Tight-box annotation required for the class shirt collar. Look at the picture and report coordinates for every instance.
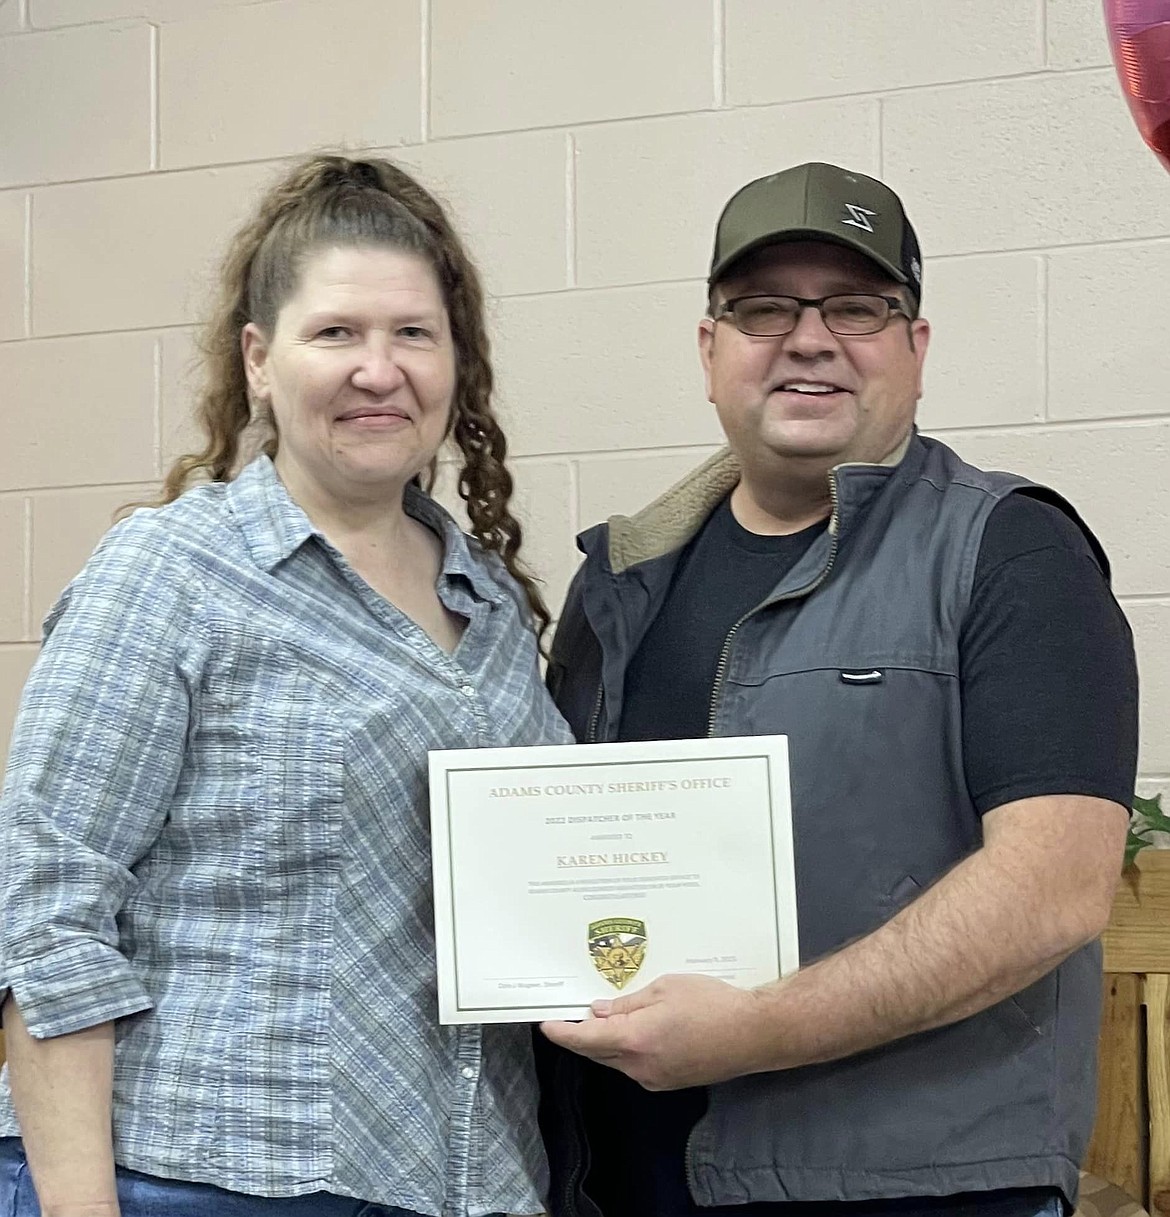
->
[403,481,507,606]
[227,456,315,571]
[226,456,506,605]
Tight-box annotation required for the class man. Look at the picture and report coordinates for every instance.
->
[537,163,1139,1217]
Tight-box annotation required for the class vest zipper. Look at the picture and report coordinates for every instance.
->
[688,474,841,1197]
[585,682,605,743]
[705,472,842,737]
[554,1048,602,1217]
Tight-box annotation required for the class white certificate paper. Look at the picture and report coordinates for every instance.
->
[428,735,797,1024]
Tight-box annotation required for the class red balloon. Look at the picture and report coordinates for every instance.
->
[1104,0,1170,173]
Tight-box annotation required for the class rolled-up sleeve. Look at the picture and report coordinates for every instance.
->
[0,512,202,1038]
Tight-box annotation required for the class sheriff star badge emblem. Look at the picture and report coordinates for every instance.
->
[587,917,648,990]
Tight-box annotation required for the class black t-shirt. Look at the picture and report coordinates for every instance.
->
[582,490,1138,1217]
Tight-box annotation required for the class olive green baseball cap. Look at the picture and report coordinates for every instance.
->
[709,162,923,310]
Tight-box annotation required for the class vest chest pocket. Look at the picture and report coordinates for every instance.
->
[716,662,977,961]
[720,658,961,774]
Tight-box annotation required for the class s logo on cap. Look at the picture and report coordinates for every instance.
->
[842,204,878,232]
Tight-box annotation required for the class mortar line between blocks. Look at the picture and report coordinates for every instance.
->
[21,496,32,640]
[1038,256,1049,421]
[713,0,726,108]
[514,444,723,464]
[153,335,163,478]
[149,23,160,170]
[0,321,197,346]
[565,132,578,288]
[1117,594,1170,606]
[877,96,885,176]
[933,413,1170,437]
[0,479,162,496]
[568,459,581,537]
[22,192,31,336]
[419,0,431,142]
[511,411,1170,463]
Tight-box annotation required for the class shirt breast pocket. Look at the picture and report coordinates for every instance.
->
[182,627,347,864]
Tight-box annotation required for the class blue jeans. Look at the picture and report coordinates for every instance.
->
[0,1137,504,1217]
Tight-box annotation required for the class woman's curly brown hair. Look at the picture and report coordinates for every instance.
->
[157,152,550,640]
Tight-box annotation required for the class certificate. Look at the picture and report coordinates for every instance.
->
[428,735,797,1024]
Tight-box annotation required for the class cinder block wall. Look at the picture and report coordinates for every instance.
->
[1,0,1167,794]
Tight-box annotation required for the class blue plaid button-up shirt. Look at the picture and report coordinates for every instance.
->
[0,456,573,1216]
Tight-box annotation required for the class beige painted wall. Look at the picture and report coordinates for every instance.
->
[0,0,1167,794]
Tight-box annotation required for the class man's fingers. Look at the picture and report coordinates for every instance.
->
[539,1017,624,1058]
[539,1018,591,1049]
[597,982,660,1018]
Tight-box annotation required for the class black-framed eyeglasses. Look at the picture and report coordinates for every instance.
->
[713,293,909,337]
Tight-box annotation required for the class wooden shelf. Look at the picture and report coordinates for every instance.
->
[1087,850,1170,1215]
[1104,851,1170,975]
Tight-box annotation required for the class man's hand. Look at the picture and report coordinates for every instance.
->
[543,797,1129,1092]
[540,973,768,1090]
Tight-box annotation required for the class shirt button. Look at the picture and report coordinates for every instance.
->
[460,684,476,698]
[460,1065,477,1081]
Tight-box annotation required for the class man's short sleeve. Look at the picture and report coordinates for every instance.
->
[961,492,1138,816]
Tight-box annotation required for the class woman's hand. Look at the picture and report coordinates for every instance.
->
[40,1204,120,1217]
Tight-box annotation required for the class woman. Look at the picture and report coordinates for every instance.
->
[0,154,572,1217]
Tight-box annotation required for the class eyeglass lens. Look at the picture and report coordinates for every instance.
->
[728,295,893,336]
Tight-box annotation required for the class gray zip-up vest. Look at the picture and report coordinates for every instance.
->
[542,432,1104,1212]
